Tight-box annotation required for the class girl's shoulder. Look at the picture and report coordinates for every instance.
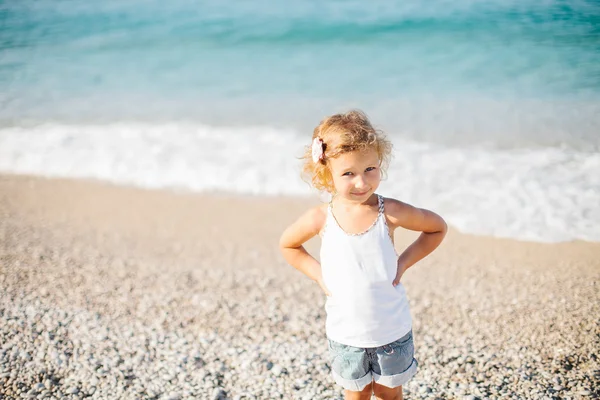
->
[380,195,411,214]
[380,195,447,233]
[380,196,417,228]
[279,203,329,246]
[295,203,329,235]
[312,203,329,233]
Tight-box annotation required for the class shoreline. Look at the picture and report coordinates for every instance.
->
[1,173,598,399]
[1,171,597,247]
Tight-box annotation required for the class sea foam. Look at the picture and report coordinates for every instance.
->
[1,122,598,243]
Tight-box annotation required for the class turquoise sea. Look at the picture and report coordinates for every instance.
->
[1,0,599,241]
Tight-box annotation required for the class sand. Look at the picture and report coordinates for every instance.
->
[1,174,598,399]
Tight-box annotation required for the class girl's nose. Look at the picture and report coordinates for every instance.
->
[355,175,367,188]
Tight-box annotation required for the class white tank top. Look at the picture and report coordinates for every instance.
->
[320,194,412,348]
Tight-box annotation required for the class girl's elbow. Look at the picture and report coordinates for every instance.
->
[438,217,448,234]
[428,215,447,237]
[279,233,297,252]
[278,235,289,251]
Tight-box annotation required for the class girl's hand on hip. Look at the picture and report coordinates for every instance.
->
[392,264,407,287]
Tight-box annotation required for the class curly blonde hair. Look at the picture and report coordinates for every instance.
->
[302,110,393,193]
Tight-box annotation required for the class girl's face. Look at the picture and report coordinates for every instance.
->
[328,148,381,203]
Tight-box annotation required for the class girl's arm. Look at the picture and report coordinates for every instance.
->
[384,198,448,286]
[279,205,331,296]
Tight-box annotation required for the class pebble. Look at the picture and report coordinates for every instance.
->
[166,392,181,400]
[271,364,283,376]
[212,388,226,400]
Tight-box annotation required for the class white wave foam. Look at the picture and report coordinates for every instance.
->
[0,122,598,242]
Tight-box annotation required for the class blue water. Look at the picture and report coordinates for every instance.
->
[1,0,600,241]
[2,0,600,146]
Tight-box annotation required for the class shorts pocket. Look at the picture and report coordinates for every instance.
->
[327,340,348,368]
[376,331,414,375]
[328,340,350,355]
[390,330,413,349]
[390,332,414,360]
[328,341,368,381]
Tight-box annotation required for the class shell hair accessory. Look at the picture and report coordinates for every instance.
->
[311,137,325,163]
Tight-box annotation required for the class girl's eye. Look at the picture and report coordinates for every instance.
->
[366,167,377,172]
[342,172,353,176]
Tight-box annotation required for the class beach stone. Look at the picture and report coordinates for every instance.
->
[212,388,226,400]
[271,364,284,376]
[67,387,79,395]
[165,392,181,400]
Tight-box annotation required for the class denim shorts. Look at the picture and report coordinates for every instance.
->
[327,330,418,391]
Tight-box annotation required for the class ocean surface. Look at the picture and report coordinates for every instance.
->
[1,0,599,242]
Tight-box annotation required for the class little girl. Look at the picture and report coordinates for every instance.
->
[279,110,447,400]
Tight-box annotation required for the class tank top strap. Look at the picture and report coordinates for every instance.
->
[321,201,334,237]
[377,194,396,245]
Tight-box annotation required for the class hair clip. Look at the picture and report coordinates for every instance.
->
[311,138,325,163]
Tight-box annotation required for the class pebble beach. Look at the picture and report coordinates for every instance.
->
[1,174,598,400]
